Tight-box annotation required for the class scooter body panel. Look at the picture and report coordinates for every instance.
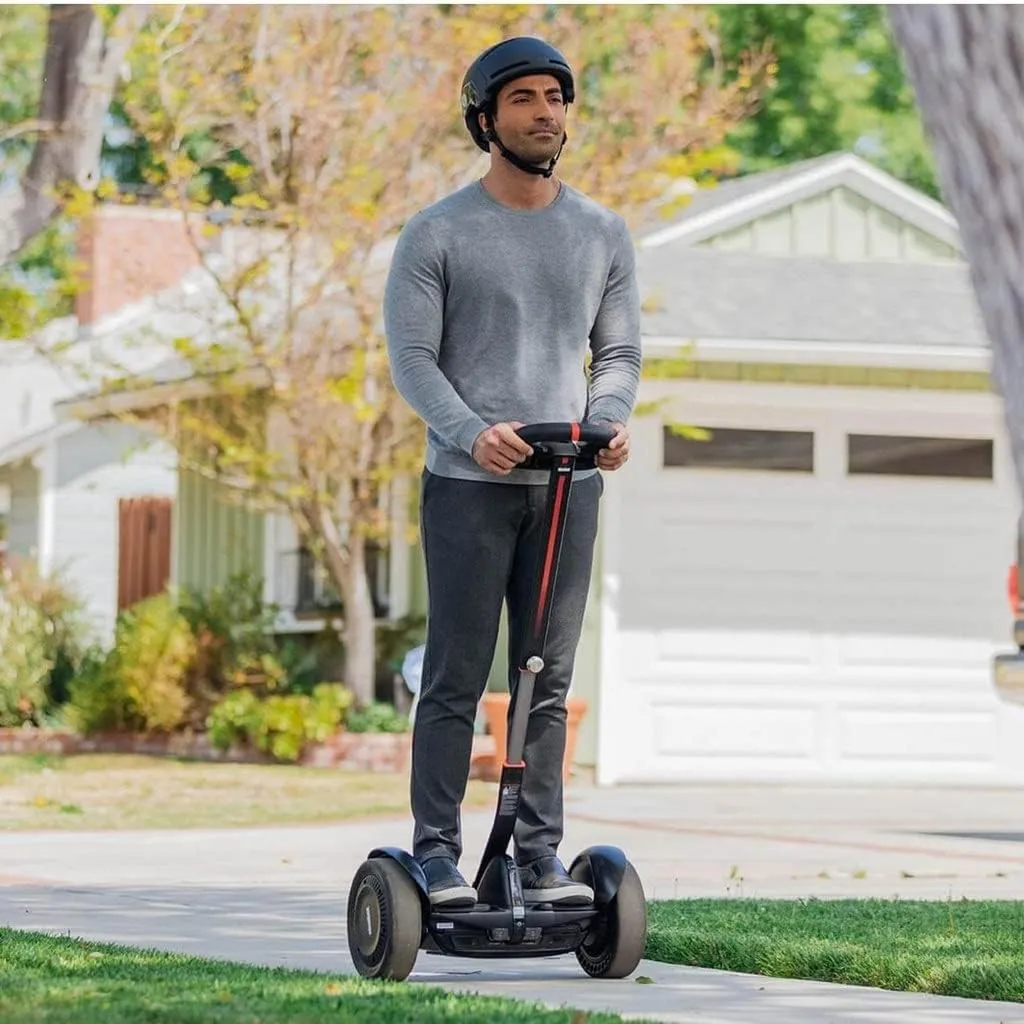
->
[569,844,629,906]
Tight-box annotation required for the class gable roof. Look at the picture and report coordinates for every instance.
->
[0,421,80,469]
[638,244,988,351]
[0,262,225,467]
[640,152,962,254]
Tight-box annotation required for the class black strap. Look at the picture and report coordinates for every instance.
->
[485,124,566,179]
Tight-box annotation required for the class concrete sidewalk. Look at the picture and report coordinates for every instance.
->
[6,879,1024,1023]
[4,782,1024,1022]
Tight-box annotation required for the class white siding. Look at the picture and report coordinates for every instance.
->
[705,186,962,263]
[51,423,177,641]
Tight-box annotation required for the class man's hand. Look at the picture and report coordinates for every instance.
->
[472,421,534,476]
[596,421,630,471]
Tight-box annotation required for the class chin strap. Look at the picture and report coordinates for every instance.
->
[485,121,567,179]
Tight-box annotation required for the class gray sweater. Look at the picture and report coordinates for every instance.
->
[383,179,642,484]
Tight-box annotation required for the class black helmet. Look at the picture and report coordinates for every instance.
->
[460,36,575,177]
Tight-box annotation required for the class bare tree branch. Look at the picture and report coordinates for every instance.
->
[0,118,56,145]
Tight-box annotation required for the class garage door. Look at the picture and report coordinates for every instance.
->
[598,385,1024,784]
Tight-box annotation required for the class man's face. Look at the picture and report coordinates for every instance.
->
[486,73,567,165]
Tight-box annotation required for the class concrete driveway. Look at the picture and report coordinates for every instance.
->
[4,781,1024,1023]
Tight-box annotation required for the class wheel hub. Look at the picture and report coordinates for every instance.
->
[353,881,384,956]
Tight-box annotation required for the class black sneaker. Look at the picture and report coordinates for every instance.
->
[420,856,477,908]
[519,856,594,906]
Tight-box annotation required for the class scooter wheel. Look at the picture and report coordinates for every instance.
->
[347,857,422,981]
[575,860,647,979]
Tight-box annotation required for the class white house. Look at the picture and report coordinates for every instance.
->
[591,152,1024,786]
[37,154,1024,787]
[0,206,201,641]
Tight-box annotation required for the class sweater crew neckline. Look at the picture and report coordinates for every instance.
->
[474,178,566,215]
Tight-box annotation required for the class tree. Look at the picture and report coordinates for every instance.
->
[887,6,1024,499]
[0,4,144,262]
[88,4,772,706]
[0,4,146,336]
[888,6,1024,503]
[713,4,939,197]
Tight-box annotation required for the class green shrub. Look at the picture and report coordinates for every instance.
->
[206,683,354,762]
[0,590,54,726]
[116,595,196,731]
[251,694,311,762]
[65,595,195,734]
[0,559,89,717]
[177,572,283,703]
[307,682,356,740]
[64,646,130,733]
[206,688,261,752]
[345,700,410,734]
[275,637,323,695]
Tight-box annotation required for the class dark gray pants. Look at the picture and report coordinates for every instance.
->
[411,468,602,868]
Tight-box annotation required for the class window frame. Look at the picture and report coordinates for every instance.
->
[662,424,816,474]
[845,432,995,481]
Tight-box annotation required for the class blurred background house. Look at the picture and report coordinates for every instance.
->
[6,150,1017,785]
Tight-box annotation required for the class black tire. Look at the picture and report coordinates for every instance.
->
[347,857,422,981]
[574,860,647,979]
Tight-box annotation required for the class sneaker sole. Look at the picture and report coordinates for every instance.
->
[523,884,594,905]
[428,885,477,907]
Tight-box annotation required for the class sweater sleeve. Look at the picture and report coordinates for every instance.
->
[586,217,642,426]
[383,215,490,455]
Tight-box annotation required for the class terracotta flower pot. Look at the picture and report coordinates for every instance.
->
[480,692,588,784]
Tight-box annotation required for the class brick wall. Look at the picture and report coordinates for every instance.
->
[0,727,499,778]
[74,204,203,328]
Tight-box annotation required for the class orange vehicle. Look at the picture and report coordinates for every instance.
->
[993,516,1024,703]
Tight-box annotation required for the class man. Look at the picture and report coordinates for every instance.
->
[383,36,641,909]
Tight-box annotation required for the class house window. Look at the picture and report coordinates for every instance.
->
[846,434,994,480]
[663,426,815,472]
[295,542,390,619]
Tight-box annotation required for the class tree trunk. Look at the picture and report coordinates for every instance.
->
[316,518,377,708]
[0,5,143,262]
[888,6,1024,497]
[341,535,378,709]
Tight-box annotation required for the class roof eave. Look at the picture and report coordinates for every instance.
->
[0,421,82,469]
[639,154,962,253]
[55,365,273,422]
[643,334,991,373]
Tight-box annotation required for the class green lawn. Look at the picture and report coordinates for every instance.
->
[0,753,494,831]
[0,929,634,1024]
[6,900,1024,1020]
[647,898,1024,1002]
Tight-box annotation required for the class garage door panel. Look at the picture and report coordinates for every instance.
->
[656,628,821,667]
[621,632,821,682]
[836,709,996,763]
[645,501,826,529]
[621,578,826,631]
[829,530,1004,580]
[835,633,997,670]
[653,702,819,759]
[628,529,822,572]
[632,502,823,532]
[635,663,821,689]
[842,481,998,512]
[825,581,1002,637]
[605,388,1024,784]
